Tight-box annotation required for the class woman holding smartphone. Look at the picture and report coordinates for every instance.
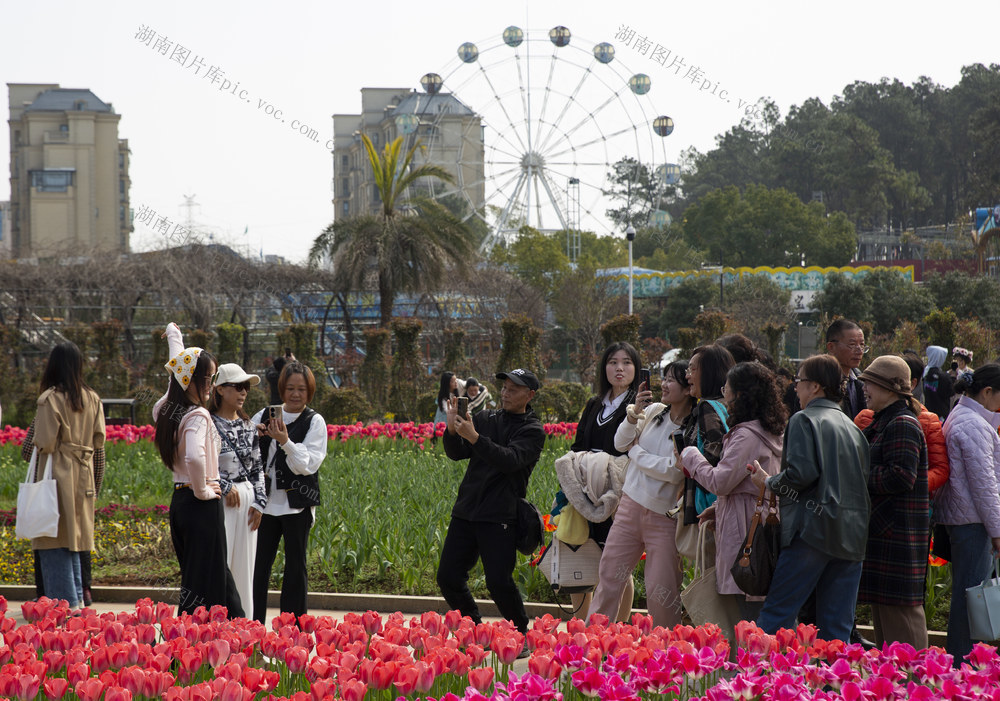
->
[590,361,696,627]
[210,363,267,620]
[154,323,243,617]
[251,361,328,623]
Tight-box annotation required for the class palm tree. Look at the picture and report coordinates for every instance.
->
[310,134,476,326]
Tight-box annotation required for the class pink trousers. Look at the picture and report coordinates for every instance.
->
[590,493,683,628]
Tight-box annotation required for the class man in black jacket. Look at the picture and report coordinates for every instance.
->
[436,368,546,635]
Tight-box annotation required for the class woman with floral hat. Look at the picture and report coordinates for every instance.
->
[153,323,243,617]
[209,363,267,620]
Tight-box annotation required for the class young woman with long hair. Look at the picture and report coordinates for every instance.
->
[32,342,106,611]
[680,361,786,623]
[154,323,243,617]
[433,372,461,426]
[251,361,328,623]
[563,341,642,620]
[209,363,267,621]
[590,360,696,628]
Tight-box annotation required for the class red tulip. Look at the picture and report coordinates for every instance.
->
[361,610,383,635]
[67,662,91,686]
[74,678,105,701]
[42,677,68,700]
[310,678,336,701]
[207,638,230,668]
[468,666,495,692]
[104,686,133,701]
[284,645,309,674]
[217,679,249,701]
[420,611,443,637]
[306,655,333,682]
[341,678,367,701]
[179,646,204,675]
[42,649,65,673]
[443,609,464,631]
[14,674,40,701]
[494,635,524,665]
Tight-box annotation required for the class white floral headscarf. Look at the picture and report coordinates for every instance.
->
[165,347,203,388]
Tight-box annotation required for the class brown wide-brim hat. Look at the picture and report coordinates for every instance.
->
[858,355,913,397]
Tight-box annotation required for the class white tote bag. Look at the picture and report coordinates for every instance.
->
[538,537,603,594]
[968,558,1000,642]
[15,448,60,540]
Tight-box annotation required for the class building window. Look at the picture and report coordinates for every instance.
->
[30,170,74,192]
[341,179,349,197]
[341,155,348,167]
[342,202,349,216]
[120,205,125,223]
[371,132,379,146]
[59,124,69,133]
[119,153,125,168]
[119,179,125,195]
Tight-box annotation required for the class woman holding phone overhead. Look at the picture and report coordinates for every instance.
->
[154,323,243,617]
[251,361,328,623]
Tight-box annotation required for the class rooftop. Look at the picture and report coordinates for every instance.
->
[26,88,112,113]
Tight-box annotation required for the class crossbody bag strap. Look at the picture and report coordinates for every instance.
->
[738,482,767,567]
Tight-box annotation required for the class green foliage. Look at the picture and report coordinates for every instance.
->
[532,380,592,422]
[694,311,735,346]
[681,184,856,267]
[389,319,424,422]
[861,269,935,335]
[496,314,543,376]
[360,328,390,411]
[309,134,475,327]
[492,226,570,298]
[722,275,793,351]
[187,329,214,353]
[442,328,467,377]
[923,308,959,351]
[924,272,1000,329]
[955,319,997,367]
[279,324,320,371]
[314,387,375,425]
[90,320,129,398]
[814,273,874,325]
[603,157,674,229]
[144,329,168,387]
[215,322,245,364]
[659,276,717,341]
[599,314,642,354]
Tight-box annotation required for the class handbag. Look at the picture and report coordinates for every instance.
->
[15,448,60,540]
[537,536,602,594]
[730,482,781,597]
[968,558,1000,642]
[515,498,545,555]
[681,521,741,633]
[673,496,716,563]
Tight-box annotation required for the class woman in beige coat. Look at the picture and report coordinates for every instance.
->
[31,342,106,610]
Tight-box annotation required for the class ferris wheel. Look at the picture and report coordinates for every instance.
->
[398,25,677,255]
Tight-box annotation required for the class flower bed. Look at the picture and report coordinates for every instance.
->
[3,597,999,700]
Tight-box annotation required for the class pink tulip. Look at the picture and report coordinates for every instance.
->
[42,677,68,700]
[207,638,230,668]
[284,645,309,674]
[572,666,606,697]
[74,678,105,701]
[341,678,367,701]
[104,686,133,701]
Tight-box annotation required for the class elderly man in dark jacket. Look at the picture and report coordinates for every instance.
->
[752,354,871,643]
[437,369,545,635]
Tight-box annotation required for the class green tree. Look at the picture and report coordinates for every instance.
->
[603,157,673,229]
[925,271,1000,329]
[491,226,570,298]
[309,134,476,326]
[814,272,874,324]
[659,276,717,342]
[682,184,856,267]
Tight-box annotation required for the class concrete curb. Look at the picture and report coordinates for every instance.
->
[0,585,946,647]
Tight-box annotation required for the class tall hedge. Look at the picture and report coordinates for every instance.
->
[360,328,390,412]
[389,319,424,421]
[215,323,245,364]
[599,314,642,357]
[496,314,543,376]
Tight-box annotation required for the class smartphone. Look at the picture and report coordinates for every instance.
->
[457,396,469,418]
[285,347,293,358]
[268,405,283,422]
[639,368,651,389]
[671,429,685,455]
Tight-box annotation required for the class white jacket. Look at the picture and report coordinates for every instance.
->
[936,395,1000,536]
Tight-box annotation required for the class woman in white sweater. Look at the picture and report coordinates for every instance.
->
[589,361,696,627]
[153,323,243,617]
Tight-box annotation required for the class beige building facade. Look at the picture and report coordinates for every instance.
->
[332,87,484,222]
[8,83,132,258]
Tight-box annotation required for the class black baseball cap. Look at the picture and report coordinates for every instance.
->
[496,368,540,391]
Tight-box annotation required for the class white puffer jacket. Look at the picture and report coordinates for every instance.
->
[936,395,1000,536]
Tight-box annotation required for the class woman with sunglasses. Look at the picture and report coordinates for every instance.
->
[154,323,243,617]
[209,364,267,620]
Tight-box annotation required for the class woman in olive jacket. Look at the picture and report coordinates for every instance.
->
[752,354,870,643]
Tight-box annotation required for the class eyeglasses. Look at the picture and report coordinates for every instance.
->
[222,382,251,392]
[794,377,813,385]
[835,341,870,354]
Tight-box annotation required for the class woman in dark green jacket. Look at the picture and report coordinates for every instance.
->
[751,354,871,643]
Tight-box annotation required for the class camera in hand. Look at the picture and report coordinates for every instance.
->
[457,396,469,418]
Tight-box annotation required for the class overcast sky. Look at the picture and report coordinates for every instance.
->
[4,0,998,263]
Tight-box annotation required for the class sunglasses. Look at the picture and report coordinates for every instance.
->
[222,382,252,392]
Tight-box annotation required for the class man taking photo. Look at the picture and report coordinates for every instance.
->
[436,368,545,638]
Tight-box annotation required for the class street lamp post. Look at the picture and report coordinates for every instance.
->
[625,224,636,314]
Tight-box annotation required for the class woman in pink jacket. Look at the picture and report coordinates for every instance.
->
[679,361,786,622]
[936,364,1000,663]
[154,323,243,617]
